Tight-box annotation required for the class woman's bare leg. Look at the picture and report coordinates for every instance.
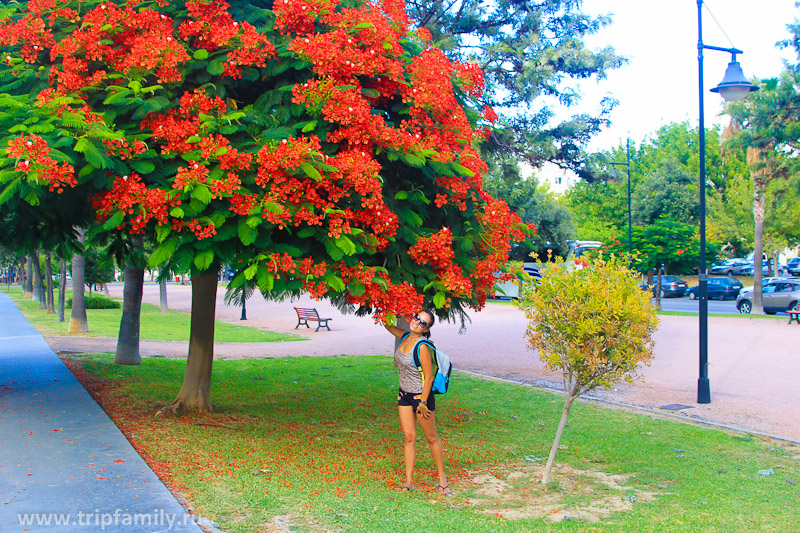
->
[398,405,417,489]
[418,411,448,492]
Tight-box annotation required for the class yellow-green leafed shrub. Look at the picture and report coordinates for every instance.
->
[517,253,659,483]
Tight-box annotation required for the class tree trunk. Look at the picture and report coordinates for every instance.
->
[159,271,218,415]
[752,179,766,315]
[114,265,145,365]
[18,259,26,288]
[69,229,89,333]
[542,386,579,485]
[240,297,247,320]
[58,259,67,322]
[44,251,55,314]
[32,251,43,305]
[159,278,168,312]
[24,255,33,298]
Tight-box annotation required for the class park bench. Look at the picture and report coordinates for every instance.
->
[788,308,800,325]
[293,307,333,332]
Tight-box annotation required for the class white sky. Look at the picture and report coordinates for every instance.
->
[572,0,798,152]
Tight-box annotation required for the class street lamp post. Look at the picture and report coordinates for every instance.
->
[610,139,632,257]
[696,0,758,404]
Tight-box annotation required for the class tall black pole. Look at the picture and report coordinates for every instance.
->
[697,0,711,404]
[626,139,632,257]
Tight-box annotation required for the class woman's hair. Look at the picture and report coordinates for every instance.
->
[421,309,435,339]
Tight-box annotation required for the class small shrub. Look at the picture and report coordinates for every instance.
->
[67,294,120,309]
[518,253,659,484]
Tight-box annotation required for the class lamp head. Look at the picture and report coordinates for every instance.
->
[710,60,759,102]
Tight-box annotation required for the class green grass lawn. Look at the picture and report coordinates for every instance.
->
[2,286,304,343]
[68,353,800,532]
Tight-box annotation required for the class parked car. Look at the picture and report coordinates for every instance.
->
[686,277,744,300]
[787,257,800,276]
[642,275,688,298]
[708,258,750,276]
[494,263,541,299]
[737,279,800,314]
[739,277,787,295]
[738,259,785,276]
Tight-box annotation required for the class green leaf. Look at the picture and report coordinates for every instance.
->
[297,227,316,238]
[451,162,474,177]
[149,240,177,267]
[429,160,454,176]
[238,219,257,245]
[325,274,346,293]
[194,250,215,271]
[170,207,185,218]
[129,160,155,174]
[103,89,132,105]
[323,238,344,261]
[74,138,111,169]
[433,291,446,308]
[244,264,258,280]
[300,162,322,181]
[394,191,409,200]
[155,224,171,243]
[0,175,21,205]
[335,235,356,256]
[207,60,225,75]
[301,120,318,133]
[191,184,213,204]
[400,153,425,167]
[220,124,238,135]
[132,96,171,120]
[246,215,261,228]
[102,211,125,230]
[257,268,274,293]
[193,49,209,60]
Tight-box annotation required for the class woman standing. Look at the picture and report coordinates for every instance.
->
[384,310,449,494]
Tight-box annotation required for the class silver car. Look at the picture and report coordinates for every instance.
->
[709,258,750,276]
[737,279,800,314]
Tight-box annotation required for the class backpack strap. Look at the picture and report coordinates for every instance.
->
[412,339,436,380]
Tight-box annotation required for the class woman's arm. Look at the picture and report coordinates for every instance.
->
[416,344,435,419]
[383,322,406,339]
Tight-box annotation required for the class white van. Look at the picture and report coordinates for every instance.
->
[494,263,541,299]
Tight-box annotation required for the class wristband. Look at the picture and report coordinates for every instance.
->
[419,400,427,406]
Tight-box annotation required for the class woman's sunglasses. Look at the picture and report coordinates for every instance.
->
[413,313,429,328]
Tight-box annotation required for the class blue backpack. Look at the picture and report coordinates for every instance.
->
[401,332,452,394]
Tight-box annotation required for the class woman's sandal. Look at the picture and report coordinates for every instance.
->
[436,483,451,495]
[396,485,414,492]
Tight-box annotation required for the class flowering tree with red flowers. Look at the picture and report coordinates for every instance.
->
[0,0,533,413]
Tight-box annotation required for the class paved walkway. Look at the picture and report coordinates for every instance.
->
[0,293,201,532]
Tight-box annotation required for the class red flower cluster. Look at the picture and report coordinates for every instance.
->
[273,0,341,36]
[408,228,472,298]
[6,134,77,193]
[173,162,210,190]
[453,61,486,97]
[92,173,176,234]
[103,138,147,160]
[188,218,217,240]
[179,0,276,79]
[339,263,424,323]
[142,90,226,155]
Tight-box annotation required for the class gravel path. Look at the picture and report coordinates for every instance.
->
[47,282,800,442]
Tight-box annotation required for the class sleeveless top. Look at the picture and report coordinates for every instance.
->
[394,342,423,394]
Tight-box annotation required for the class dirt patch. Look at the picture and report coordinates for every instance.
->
[464,462,658,523]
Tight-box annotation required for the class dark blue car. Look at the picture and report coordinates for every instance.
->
[686,277,743,300]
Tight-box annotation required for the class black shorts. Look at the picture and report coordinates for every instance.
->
[397,389,436,412]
